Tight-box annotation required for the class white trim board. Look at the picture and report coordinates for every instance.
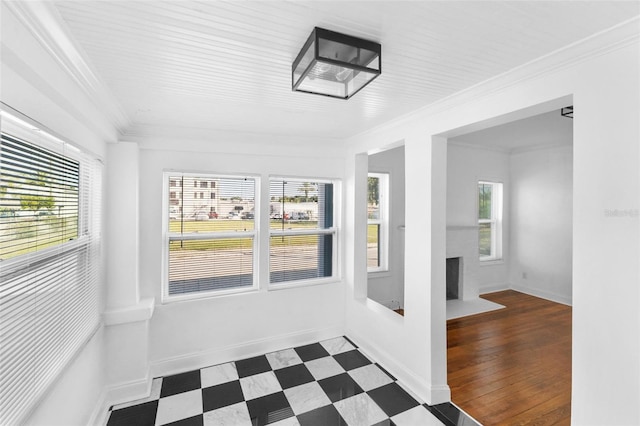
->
[446,298,505,320]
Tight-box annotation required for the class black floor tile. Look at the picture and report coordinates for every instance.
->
[160,370,201,398]
[236,355,272,378]
[165,414,204,426]
[294,343,330,362]
[297,404,347,426]
[107,400,158,426]
[202,380,245,412]
[372,420,396,426]
[246,391,294,425]
[274,363,315,389]
[318,372,364,403]
[425,402,473,426]
[333,349,372,371]
[368,382,419,417]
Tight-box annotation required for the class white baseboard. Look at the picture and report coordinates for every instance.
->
[345,331,450,405]
[510,284,572,306]
[87,389,109,426]
[479,282,510,295]
[88,374,152,426]
[150,325,344,379]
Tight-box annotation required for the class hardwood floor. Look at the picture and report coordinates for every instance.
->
[447,290,572,425]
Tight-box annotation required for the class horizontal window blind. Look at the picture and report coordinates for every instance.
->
[0,119,102,425]
[269,178,336,285]
[165,174,257,299]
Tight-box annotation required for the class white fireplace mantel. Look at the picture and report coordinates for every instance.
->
[446,225,480,301]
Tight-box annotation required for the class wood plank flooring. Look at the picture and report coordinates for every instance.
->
[447,290,572,425]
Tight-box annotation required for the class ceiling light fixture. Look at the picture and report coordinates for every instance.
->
[292,27,381,100]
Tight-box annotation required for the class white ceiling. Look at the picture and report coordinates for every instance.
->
[52,1,639,140]
[449,109,573,152]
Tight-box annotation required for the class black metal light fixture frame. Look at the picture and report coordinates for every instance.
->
[292,27,382,100]
[561,106,573,118]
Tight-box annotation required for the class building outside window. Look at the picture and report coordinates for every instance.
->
[367,173,389,272]
[268,178,338,286]
[164,173,257,301]
[478,181,503,261]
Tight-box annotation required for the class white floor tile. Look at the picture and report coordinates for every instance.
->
[203,402,252,426]
[155,389,202,426]
[283,381,332,415]
[201,362,239,388]
[348,364,394,392]
[391,405,444,426]
[334,393,387,426]
[239,371,281,400]
[304,356,344,380]
[266,348,303,370]
[320,337,355,355]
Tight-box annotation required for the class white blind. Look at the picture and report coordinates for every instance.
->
[0,117,102,425]
[166,174,256,298]
[268,179,335,285]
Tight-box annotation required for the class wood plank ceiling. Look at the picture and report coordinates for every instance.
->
[53,1,639,140]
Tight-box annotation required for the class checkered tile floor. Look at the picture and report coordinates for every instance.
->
[106,337,475,426]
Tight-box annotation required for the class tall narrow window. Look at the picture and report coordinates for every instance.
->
[269,178,338,286]
[367,173,389,272]
[164,174,257,300]
[0,112,102,425]
[478,181,503,261]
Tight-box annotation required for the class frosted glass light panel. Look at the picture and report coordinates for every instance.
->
[292,27,381,99]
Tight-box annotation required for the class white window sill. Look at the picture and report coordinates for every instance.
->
[268,276,340,292]
[479,258,504,266]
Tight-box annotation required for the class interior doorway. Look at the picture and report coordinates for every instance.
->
[440,104,574,423]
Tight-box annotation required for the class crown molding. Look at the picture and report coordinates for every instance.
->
[350,15,640,142]
[4,1,131,135]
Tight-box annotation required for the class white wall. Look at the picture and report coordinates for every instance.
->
[133,138,348,376]
[510,146,573,304]
[446,143,510,294]
[367,145,406,309]
[345,24,639,424]
[1,3,114,425]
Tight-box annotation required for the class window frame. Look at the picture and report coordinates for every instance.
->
[161,171,260,303]
[367,172,389,273]
[478,180,503,262]
[267,176,340,290]
[0,110,102,425]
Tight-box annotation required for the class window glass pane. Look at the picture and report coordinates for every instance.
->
[270,234,332,283]
[367,223,380,267]
[0,134,79,260]
[168,238,253,295]
[168,176,255,232]
[268,180,333,229]
[479,222,492,257]
[478,183,492,220]
[368,176,380,220]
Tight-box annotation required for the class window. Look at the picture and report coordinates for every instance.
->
[269,178,337,286]
[164,173,257,301]
[367,173,389,272]
[200,181,208,188]
[210,192,216,199]
[478,181,503,261]
[0,111,102,425]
